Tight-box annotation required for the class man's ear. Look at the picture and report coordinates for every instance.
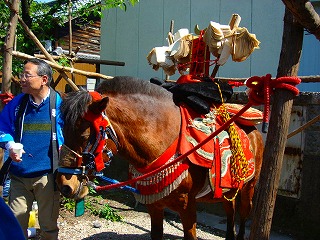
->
[42,75,49,86]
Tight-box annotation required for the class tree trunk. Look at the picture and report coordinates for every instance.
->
[0,0,19,197]
[1,0,19,98]
[249,8,304,240]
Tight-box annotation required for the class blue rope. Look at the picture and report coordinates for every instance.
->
[98,176,140,194]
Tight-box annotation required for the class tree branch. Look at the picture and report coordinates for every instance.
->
[282,0,320,40]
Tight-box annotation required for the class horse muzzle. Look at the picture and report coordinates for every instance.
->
[56,172,89,200]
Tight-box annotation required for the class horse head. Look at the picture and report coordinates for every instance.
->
[56,90,118,200]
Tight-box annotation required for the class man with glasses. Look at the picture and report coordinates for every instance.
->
[0,58,64,239]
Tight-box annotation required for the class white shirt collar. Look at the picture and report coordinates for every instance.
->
[29,88,50,107]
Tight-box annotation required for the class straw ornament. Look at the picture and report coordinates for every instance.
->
[147,14,260,76]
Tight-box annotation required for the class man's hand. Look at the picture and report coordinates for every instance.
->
[8,144,25,163]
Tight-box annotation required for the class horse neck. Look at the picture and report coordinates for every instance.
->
[105,94,181,169]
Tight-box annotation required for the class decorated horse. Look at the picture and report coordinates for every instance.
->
[56,76,264,240]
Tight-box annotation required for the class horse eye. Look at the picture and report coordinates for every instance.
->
[80,134,90,141]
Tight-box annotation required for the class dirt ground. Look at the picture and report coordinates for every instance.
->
[29,189,294,240]
[53,189,226,240]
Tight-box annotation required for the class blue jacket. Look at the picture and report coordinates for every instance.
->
[0,92,64,175]
[0,197,25,240]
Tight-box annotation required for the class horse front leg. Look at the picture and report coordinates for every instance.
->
[146,204,164,240]
[223,200,237,240]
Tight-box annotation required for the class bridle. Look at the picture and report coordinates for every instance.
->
[58,92,119,178]
[58,124,118,176]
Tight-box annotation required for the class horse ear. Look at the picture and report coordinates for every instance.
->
[89,96,109,114]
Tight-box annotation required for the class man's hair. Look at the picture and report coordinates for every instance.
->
[25,58,53,86]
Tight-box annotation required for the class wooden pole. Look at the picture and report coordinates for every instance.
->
[287,114,320,139]
[210,14,241,78]
[249,8,304,240]
[12,51,114,80]
[165,20,174,81]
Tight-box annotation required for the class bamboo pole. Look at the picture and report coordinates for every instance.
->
[34,54,125,66]
[68,0,73,55]
[287,114,320,139]
[12,51,114,80]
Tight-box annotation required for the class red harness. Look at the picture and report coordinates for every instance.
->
[83,92,113,172]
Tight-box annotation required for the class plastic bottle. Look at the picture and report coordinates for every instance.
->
[28,201,38,237]
[32,201,38,220]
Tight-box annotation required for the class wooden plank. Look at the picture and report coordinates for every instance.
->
[162,0,192,80]
[218,0,251,79]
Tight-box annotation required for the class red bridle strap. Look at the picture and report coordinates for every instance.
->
[83,92,111,172]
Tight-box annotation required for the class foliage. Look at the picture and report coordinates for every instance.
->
[0,0,139,76]
[60,180,123,222]
[60,195,123,222]
[104,0,139,11]
[57,55,71,68]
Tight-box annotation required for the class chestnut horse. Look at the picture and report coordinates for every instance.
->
[56,76,264,240]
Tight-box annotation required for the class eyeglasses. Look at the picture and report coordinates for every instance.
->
[19,73,43,80]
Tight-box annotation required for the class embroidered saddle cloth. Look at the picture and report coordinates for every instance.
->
[179,104,258,197]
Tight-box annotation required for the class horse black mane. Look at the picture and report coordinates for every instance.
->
[60,89,90,127]
[60,76,170,126]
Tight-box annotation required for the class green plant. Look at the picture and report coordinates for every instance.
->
[99,203,123,222]
[104,0,139,11]
[61,197,76,212]
[60,192,123,222]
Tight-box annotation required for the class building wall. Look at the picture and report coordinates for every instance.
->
[101,0,284,81]
[100,0,319,92]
